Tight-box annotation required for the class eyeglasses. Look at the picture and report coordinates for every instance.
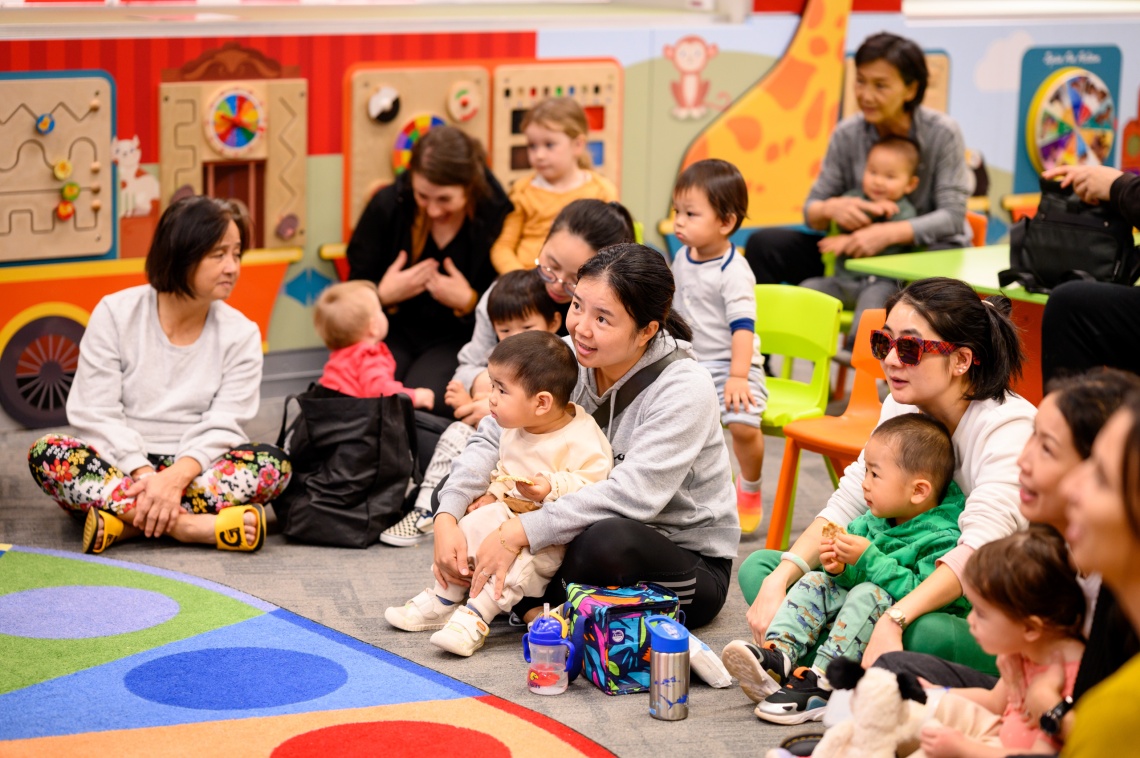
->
[869,329,973,367]
[533,258,577,296]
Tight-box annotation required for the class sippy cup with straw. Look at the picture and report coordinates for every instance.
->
[521,603,576,695]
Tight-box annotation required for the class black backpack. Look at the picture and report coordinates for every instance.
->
[274,384,419,548]
[999,177,1140,294]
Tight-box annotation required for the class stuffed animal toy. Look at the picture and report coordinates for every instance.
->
[810,657,929,758]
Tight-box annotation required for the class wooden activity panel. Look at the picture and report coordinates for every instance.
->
[490,60,622,191]
[159,78,308,248]
[841,53,949,119]
[0,72,115,263]
[345,64,491,232]
[1026,67,1115,173]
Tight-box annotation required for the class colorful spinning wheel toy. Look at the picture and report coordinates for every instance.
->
[205,88,267,158]
[392,114,446,175]
[1026,67,1116,174]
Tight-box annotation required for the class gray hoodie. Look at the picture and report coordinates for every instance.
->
[437,331,740,559]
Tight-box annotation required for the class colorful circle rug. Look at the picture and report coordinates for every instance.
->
[0,545,613,757]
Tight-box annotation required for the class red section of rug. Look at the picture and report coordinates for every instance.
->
[270,720,510,757]
[476,694,619,758]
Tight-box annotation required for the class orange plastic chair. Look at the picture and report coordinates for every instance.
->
[966,210,988,247]
[765,309,887,550]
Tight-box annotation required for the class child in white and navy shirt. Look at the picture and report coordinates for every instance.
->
[670,159,769,533]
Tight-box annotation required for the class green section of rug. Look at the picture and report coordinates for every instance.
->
[0,550,262,694]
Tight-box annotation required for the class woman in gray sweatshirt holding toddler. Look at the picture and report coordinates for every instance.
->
[434,243,740,628]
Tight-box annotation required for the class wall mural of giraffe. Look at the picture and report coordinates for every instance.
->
[677,0,854,228]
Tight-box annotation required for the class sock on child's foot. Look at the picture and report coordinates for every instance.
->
[466,591,500,624]
[739,476,761,494]
[436,596,456,606]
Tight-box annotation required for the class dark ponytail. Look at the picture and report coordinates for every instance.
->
[548,199,636,253]
[885,277,1024,402]
[577,242,693,343]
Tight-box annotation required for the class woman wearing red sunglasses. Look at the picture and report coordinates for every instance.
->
[739,276,1036,674]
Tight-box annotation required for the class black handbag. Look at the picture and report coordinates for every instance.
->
[274,384,419,548]
[1000,177,1140,294]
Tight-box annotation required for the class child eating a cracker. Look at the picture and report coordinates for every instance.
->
[384,330,612,656]
[721,413,969,724]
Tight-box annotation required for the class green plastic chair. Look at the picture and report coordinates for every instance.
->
[755,284,842,434]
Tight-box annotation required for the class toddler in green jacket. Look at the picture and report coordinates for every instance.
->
[723,413,967,725]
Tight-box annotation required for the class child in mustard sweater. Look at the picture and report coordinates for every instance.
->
[490,98,618,274]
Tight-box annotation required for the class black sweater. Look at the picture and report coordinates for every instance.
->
[345,169,513,349]
[1109,172,1140,228]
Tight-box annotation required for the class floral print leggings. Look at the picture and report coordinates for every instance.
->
[28,434,292,516]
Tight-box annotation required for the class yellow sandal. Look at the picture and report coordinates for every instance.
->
[82,508,124,554]
[214,503,266,552]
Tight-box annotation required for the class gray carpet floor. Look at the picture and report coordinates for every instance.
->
[0,386,844,756]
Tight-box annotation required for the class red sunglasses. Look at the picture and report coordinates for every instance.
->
[870,329,978,367]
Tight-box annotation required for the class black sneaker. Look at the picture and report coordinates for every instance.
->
[721,640,790,703]
[754,667,831,724]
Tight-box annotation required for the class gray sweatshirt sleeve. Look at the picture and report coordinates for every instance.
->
[518,368,720,552]
[436,415,502,520]
[66,299,151,474]
[176,322,261,472]
[451,285,497,390]
[804,123,860,224]
[909,118,970,246]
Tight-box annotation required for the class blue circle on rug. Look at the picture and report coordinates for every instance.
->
[124,648,348,709]
[0,586,179,639]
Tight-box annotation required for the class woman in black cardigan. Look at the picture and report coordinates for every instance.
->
[347,126,512,416]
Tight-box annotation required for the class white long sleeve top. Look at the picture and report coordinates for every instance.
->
[66,285,262,474]
[817,393,1036,579]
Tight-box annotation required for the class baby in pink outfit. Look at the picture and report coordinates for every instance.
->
[314,281,434,408]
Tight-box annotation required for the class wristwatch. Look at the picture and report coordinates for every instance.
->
[1039,695,1074,736]
[885,607,908,631]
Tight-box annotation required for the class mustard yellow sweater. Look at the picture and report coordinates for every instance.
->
[490,171,618,274]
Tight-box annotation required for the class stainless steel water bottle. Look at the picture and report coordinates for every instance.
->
[647,615,689,721]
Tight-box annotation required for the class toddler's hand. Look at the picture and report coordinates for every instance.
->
[833,533,871,564]
[445,380,472,409]
[820,545,844,575]
[466,493,497,513]
[470,371,493,401]
[516,474,552,502]
[724,376,755,414]
[413,387,435,410]
[919,724,967,758]
[817,234,852,256]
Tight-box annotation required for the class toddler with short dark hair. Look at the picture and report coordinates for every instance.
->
[723,413,968,725]
[385,331,612,656]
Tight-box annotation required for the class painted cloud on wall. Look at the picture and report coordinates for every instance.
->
[974,30,1034,93]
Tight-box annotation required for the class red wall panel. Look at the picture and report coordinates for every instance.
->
[0,32,536,161]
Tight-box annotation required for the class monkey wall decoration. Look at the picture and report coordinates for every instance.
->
[664,36,730,119]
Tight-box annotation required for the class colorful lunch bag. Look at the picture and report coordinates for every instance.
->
[561,582,683,695]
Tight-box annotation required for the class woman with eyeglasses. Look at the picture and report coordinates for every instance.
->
[448,199,636,426]
[737,277,1035,675]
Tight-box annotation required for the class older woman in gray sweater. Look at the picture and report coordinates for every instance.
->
[28,197,291,553]
[433,243,740,630]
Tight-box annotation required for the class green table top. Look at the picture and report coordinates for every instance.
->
[843,245,1049,305]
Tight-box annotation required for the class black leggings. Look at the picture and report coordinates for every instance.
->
[386,336,467,419]
[1041,281,1140,390]
[531,518,731,629]
[744,227,825,285]
[430,481,732,629]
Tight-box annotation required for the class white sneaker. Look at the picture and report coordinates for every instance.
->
[384,589,458,631]
[429,605,489,656]
[380,508,434,547]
